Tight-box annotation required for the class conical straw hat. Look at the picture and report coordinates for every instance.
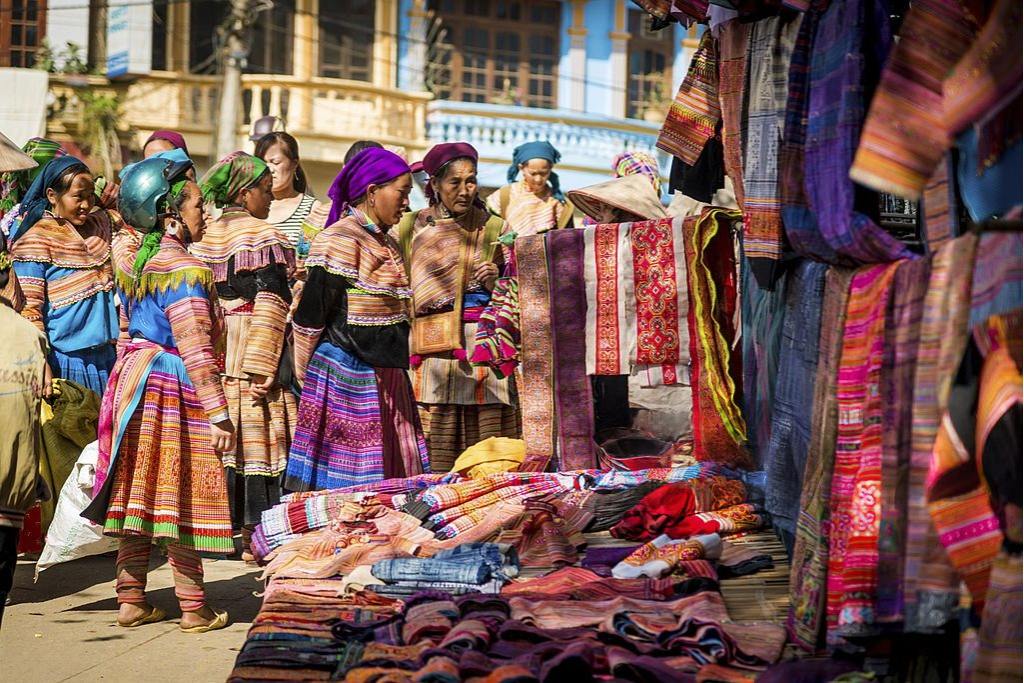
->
[0,131,36,173]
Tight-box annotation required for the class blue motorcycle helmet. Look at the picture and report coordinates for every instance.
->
[118,155,194,233]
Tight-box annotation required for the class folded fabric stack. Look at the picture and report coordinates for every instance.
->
[369,542,519,598]
[610,476,754,540]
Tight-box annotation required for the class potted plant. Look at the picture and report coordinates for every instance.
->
[642,82,669,123]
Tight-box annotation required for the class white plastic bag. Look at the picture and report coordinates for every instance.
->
[35,441,117,579]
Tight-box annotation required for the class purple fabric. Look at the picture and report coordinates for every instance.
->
[326,147,411,226]
[580,545,638,577]
[803,0,915,265]
[145,130,189,156]
[546,228,596,470]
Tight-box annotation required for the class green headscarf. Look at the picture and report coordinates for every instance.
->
[0,137,65,215]
[132,177,190,280]
[199,151,269,208]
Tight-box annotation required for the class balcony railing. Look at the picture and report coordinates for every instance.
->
[48,72,432,162]
[425,100,665,187]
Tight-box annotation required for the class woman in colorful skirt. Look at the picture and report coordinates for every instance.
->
[9,156,120,397]
[485,140,573,237]
[285,147,428,491]
[399,142,519,473]
[193,152,297,560]
[83,156,235,632]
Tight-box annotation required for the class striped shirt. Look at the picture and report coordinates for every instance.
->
[271,194,317,246]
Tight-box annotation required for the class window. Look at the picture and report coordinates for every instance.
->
[1,0,46,68]
[319,0,375,81]
[248,0,294,75]
[189,0,228,73]
[427,0,560,109]
[627,10,674,120]
[151,0,168,71]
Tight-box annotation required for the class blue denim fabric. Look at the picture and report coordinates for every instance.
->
[371,543,519,585]
[764,261,828,547]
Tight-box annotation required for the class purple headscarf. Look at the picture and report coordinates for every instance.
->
[326,147,411,225]
[144,130,189,157]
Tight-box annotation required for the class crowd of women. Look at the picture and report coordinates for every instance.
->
[0,126,665,632]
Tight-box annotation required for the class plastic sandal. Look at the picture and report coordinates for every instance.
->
[117,605,167,628]
[179,609,229,634]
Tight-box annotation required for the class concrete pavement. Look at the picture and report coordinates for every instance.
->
[2,552,261,682]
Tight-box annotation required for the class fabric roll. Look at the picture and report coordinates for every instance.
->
[788,266,855,651]
[583,221,636,376]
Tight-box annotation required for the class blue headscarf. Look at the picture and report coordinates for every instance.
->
[10,155,90,243]
[507,141,564,201]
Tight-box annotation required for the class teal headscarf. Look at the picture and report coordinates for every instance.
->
[508,141,564,201]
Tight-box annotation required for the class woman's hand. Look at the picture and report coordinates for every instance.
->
[474,261,499,292]
[249,373,276,400]
[210,419,236,454]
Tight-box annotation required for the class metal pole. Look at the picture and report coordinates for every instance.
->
[214,0,249,161]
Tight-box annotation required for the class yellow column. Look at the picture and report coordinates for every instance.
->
[373,0,397,88]
[168,0,190,73]
[292,0,317,131]
[608,0,630,118]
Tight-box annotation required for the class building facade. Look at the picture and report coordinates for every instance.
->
[33,0,697,194]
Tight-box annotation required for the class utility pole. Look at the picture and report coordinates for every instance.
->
[214,0,251,161]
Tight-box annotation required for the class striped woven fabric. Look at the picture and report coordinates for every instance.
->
[927,340,1019,610]
[302,214,411,300]
[804,0,915,264]
[849,0,977,199]
[517,234,556,471]
[583,221,636,376]
[191,209,296,281]
[501,566,688,601]
[876,257,931,624]
[974,550,1023,680]
[657,30,720,165]
[741,16,800,288]
[717,20,751,207]
[484,182,563,238]
[920,156,960,253]
[904,233,977,633]
[969,233,1023,330]
[825,262,900,641]
[788,266,855,651]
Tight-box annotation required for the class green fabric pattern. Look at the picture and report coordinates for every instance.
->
[199,151,268,207]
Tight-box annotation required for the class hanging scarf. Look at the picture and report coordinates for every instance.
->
[10,155,89,244]
[507,141,564,201]
[199,151,268,207]
[0,137,66,217]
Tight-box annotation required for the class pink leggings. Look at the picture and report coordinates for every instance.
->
[115,537,206,612]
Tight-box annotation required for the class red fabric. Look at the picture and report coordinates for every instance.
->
[16,505,43,554]
[610,477,747,541]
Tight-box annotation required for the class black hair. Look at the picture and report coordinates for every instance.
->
[255,132,309,194]
[49,162,91,197]
[344,140,384,165]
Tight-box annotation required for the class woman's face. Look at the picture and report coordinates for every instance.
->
[174,181,208,243]
[238,172,274,220]
[367,173,413,228]
[262,141,298,195]
[435,159,478,215]
[46,172,95,227]
[519,158,552,193]
[143,138,175,158]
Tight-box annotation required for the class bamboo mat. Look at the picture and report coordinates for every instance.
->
[520,528,791,625]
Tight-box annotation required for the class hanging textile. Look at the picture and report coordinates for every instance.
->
[583,222,636,376]
[741,16,800,289]
[803,0,914,264]
[657,29,721,165]
[630,217,690,385]
[969,232,1023,331]
[876,257,931,624]
[920,156,960,253]
[788,266,855,651]
[517,235,556,472]
[547,229,597,470]
[779,7,839,264]
[764,260,827,552]
[904,232,978,633]
[717,20,751,208]
[683,208,750,469]
[849,0,979,199]
[825,261,900,641]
